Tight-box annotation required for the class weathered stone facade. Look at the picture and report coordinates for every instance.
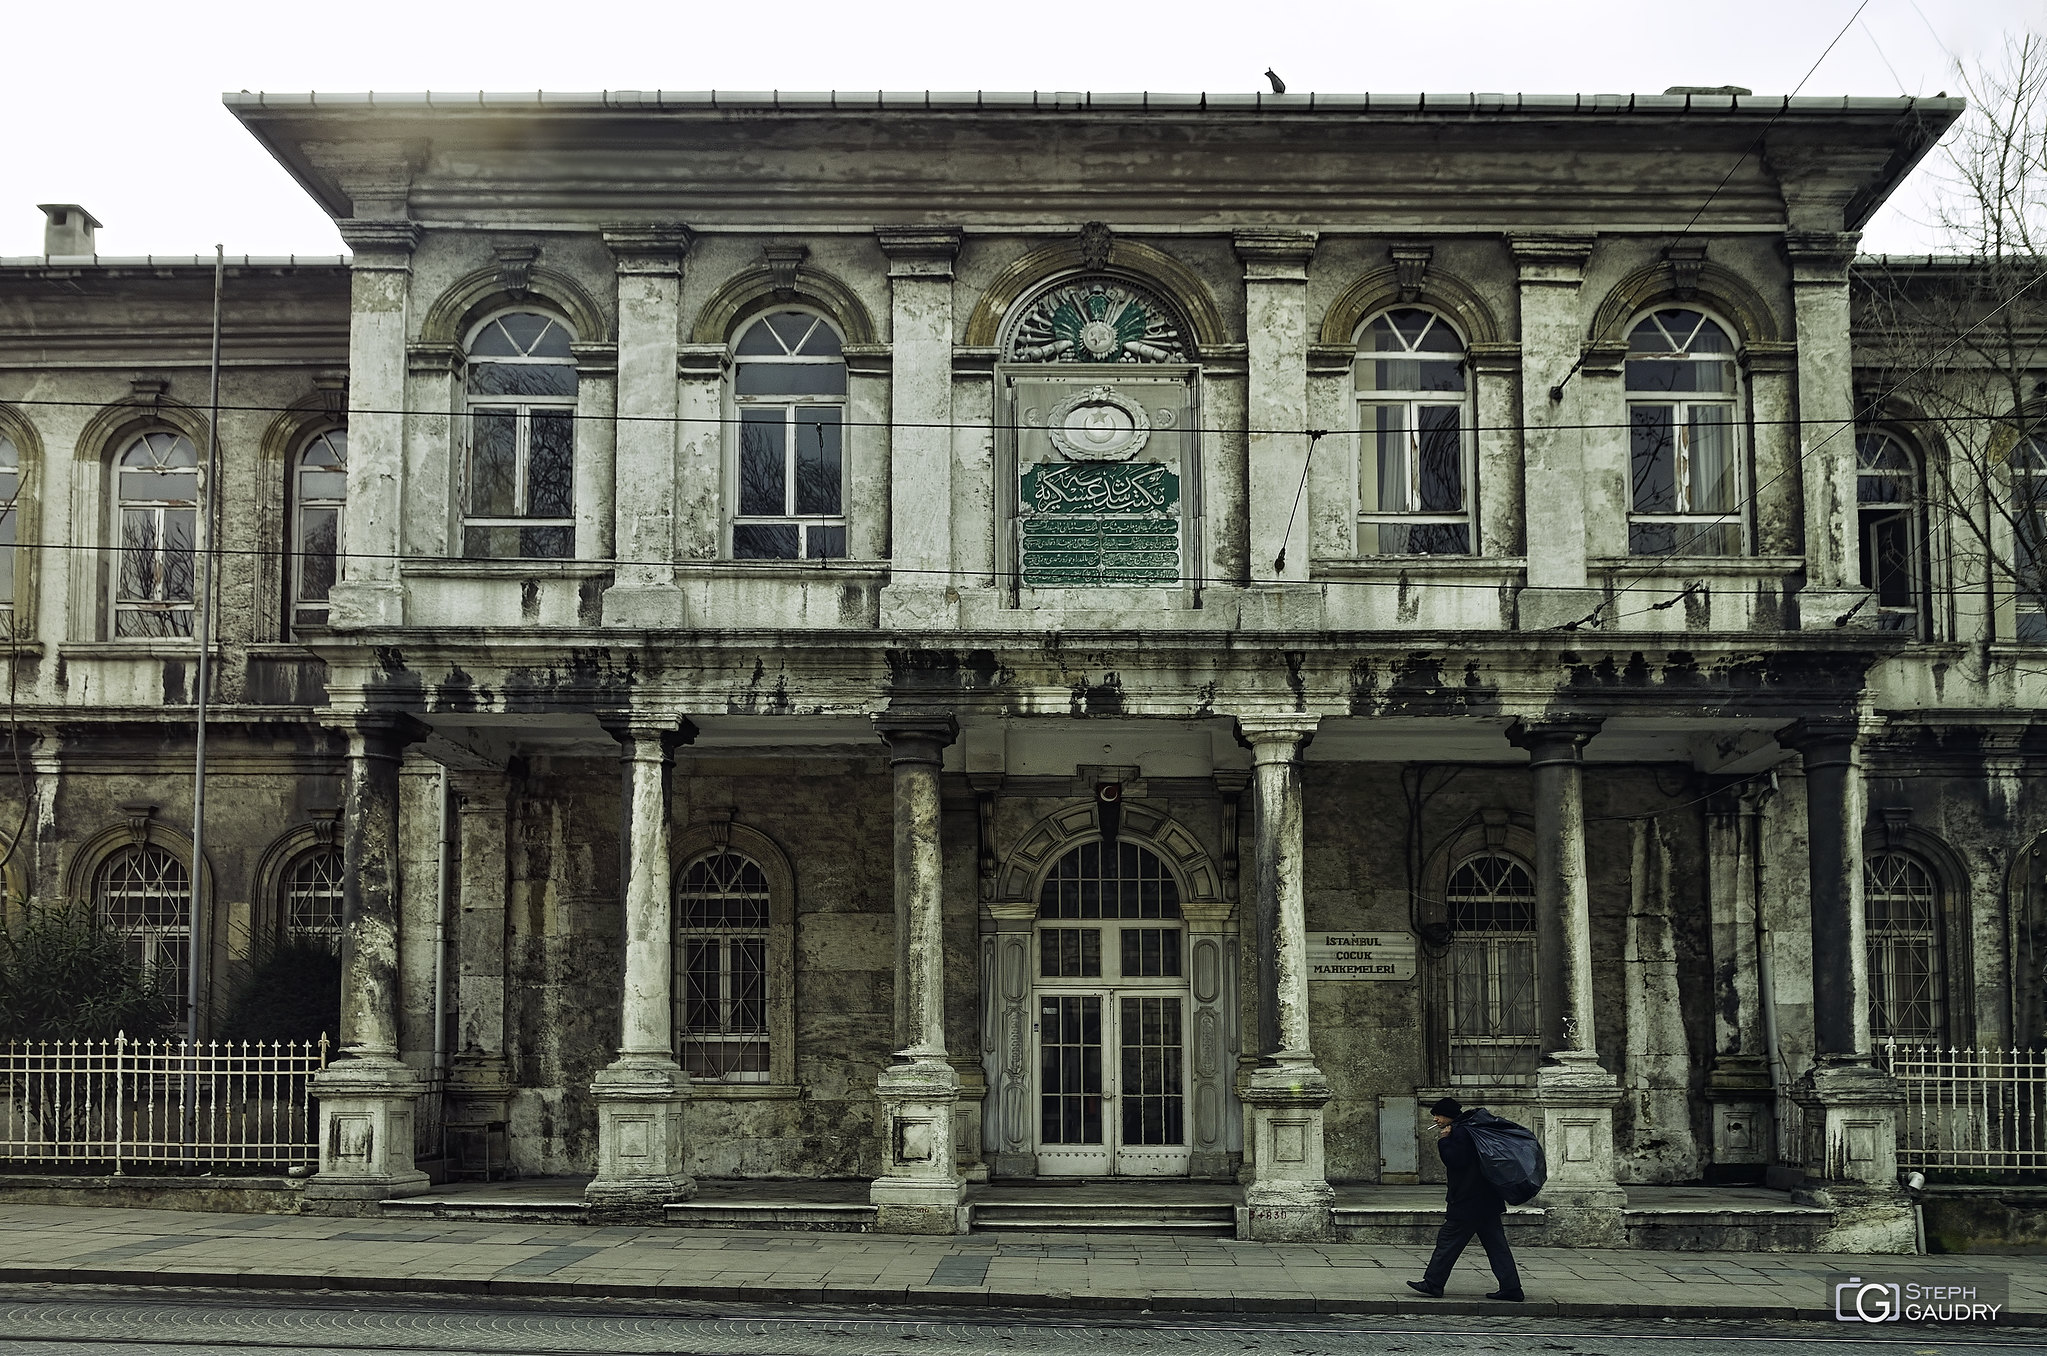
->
[2,87,2036,1248]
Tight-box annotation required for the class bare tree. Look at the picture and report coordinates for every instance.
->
[1853,33,2047,642]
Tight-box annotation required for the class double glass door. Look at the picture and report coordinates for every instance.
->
[1037,987,1190,1176]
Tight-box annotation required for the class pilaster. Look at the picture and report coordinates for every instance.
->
[877,228,964,630]
[1785,231,1870,618]
[1509,233,1602,628]
[446,769,512,1128]
[982,899,1037,1178]
[328,221,422,630]
[1237,231,1318,584]
[1703,785,1775,1182]
[602,226,692,627]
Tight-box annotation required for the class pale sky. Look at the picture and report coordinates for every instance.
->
[2,0,2040,258]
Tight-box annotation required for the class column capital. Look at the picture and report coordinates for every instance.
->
[336,219,424,260]
[875,710,958,763]
[327,711,431,758]
[1509,231,1595,280]
[876,226,963,278]
[1779,715,1861,759]
[603,224,694,275]
[446,767,510,813]
[1782,230,1861,284]
[1234,714,1320,761]
[599,714,699,758]
[1506,717,1602,761]
[1234,228,1318,279]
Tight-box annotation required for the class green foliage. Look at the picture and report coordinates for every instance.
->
[0,902,177,1041]
[217,938,340,1046]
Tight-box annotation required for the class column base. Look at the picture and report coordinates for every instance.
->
[1238,1059,1334,1241]
[1534,1053,1625,1244]
[584,1055,694,1222]
[871,1054,968,1234]
[1791,1060,1905,1189]
[1704,1060,1775,1184]
[303,1056,430,1217]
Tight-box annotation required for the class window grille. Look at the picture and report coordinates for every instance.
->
[1625,309,1744,556]
[113,431,198,638]
[1355,308,1472,555]
[730,311,847,561]
[94,844,191,986]
[676,851,771,1081]
[284,848,344,952]
[292,428,346,629]
[1036,841,1182,919]
[1866,852,1944,1044]
[1445,853,1540,1082]
[463,311,576,559]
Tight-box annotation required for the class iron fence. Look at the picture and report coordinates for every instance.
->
[1885,1043,2047,1175]
[0,1033,326,1172]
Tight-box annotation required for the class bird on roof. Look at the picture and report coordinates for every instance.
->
[1265,69,1286,94]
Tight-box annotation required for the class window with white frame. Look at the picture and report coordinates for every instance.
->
[1865,851,1944,1044]
[1354,308,1472,554]
[1856,429,1925,635]
[0,432,19,625]
[676,851,771,1081]
[731,310,846,560]
[113,431,199,638]
[291,428,346,629]
[95,843,191,985]
[1445,853,1540,1082]
[464,310,576,559]
[283,846,344,951]
[1626,309,1744,556]
[2013,435,2047,642]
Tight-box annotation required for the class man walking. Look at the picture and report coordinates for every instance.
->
[1405,1096,1523,1301]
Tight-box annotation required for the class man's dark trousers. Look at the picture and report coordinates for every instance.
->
[1422,1210,1520,1294]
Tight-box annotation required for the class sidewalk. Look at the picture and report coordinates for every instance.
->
[0,1202,2039,1323]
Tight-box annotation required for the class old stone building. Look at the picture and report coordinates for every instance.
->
[0,86,2036,1249]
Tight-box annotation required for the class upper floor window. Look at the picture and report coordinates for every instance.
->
[731,311,846,560]
[464,310,575,559]
[1355,308,1471,555]
[1865,852,1944,1044]
[676,850,771,1081]
[2013,436,2047,642]
[95,842,190,984]
[1856,430,1925,635]
[291,428,346,629]
[283,846,343,952]
[1444,853,1539,1083]
[0,432,19,622]
[113,430,198,638]
[1626,309,1743,556]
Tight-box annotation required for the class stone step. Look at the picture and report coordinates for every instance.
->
[973,1202,1237,1236]
[664,1202,878,1232]
[1331,1205,1547,1246]
[382,1196,587,1223]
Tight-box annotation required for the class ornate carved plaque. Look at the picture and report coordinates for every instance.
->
[1007,278,1187,363]
[1019,462,1181,586]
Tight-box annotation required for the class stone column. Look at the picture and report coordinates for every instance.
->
[445,770,512,1128]
[602,227,691,627]
[1782,719,1909,1246]
[876,228,963,630]
[327,221,421,630]
[1506,718,1624,1244]
[1508,234,1602,630]
[304,714,430,1214]
[1703,785,1775,1182]
[1234,715,1332,1242]
[870,711,968,1234]
[585,717,697,1220]
[1786,231,1871,625]
[1237,231,1318,584]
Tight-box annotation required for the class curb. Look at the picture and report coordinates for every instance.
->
[0,1266,2036,1326]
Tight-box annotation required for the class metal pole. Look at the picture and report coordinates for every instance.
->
[187,246,223,1047]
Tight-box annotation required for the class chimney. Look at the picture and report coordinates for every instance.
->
[38,204,101,256]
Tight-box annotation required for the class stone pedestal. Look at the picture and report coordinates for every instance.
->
[871,1055,970,1234]
[586,1056,693,1221]
[302,1057,429,1215]
[1705,1056,1775,1184]
[1792,1062,1915,1252]
[1534,1053,1627,1245]
[446,1051,512,1126]
[1238,1061,1335,1241]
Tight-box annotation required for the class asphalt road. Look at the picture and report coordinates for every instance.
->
[0,1286,2037,1356]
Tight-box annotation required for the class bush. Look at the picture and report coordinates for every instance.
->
[0,902,177,1041]
[217,939,341,1046]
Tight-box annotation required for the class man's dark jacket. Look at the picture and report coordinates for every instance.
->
[1438,1114,1507,1220]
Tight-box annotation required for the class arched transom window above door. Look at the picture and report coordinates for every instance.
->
[1036,841,1183,979]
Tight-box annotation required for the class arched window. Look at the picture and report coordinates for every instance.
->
[94,843,191,983]
[463,310,576,559]
[730,310,846,560]
[0,431,19,625]
[113,430,199,637]
[291,428,346,629]
[1355,308,1472,555]
[283,847,344,951]
[676,851,771,1081]
[2013,436,2047,642]
[1856,429,1925,635]
[1625,308,1744,556]
[1036,841,1183,973]
[1865,852,1945,1044]
[1445,853,1539,1081]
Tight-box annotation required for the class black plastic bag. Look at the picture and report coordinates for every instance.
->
[1464,1107,1548,1205]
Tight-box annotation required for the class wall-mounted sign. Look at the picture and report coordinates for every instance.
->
[1307,932,1417,981]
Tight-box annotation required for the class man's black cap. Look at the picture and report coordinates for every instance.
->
[1429,1096,1462,1118]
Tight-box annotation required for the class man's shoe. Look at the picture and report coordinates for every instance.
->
[1486,1290,1525,1302]
[1406,1281,1444,1297]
